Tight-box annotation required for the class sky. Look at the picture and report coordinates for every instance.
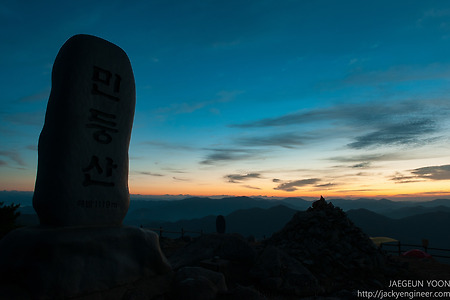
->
[1,0,450,200]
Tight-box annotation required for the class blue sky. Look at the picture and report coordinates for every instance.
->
[1,0,450,199]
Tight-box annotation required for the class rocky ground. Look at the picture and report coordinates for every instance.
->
[392,256,450,279]
[157,197,414,300]
[3,197,448,300]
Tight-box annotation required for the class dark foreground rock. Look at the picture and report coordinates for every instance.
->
[169,267,227,300]
[0,226,172,299]
[169,233,256,270]
[0,198,405,299]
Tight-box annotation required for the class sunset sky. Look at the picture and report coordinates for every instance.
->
[1,1,450,200]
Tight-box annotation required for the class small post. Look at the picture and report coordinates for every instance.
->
[422,239,429,253]
[216,215,226,234]
[159,226,163,237]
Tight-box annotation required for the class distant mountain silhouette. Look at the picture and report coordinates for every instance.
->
[2,190,450,246]
[0,191,33,207]
[326,198,409,213]
[134,203,449,252]
[2,191,450,218]
[347,209,450,249]
[382,205,450,219]
[125,196,294,223]
[140,204,298,239]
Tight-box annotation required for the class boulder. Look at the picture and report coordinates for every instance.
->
[250,246,322,297]
[169,233,256,270]
[170,267,227,300]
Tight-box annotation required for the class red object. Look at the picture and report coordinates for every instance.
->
[401,249,432,258]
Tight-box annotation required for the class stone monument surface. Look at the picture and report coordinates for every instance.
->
[0,226,172,299]
[33,34,136,226]
[0,35,172,299]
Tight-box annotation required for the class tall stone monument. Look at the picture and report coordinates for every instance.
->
[33,34,135,226]
[0,35,172,299]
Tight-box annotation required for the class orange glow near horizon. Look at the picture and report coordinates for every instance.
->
[3,183,450,201]
[127,180,450,200]
[2,172,449,201]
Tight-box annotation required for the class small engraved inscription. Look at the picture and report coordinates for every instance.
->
[82,155,117,187]
[77,199,118,208]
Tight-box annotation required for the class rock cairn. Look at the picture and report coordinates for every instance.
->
[266,196,392,294]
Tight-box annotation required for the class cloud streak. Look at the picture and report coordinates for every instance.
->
[141,140,194,151]
[0,150,26,167]
[225,173,261,183]
[274,178,320,192]
[136,171,164,177]
[3,111,45,126]
[411,165,450,180]
[391,164,450,183]
[16,89,49,103]
[230,101,424,128]
[328,152,424,164]
[230,100,449,151]
[242,185,261,190]
[200,148,260,165]
[347,119,437,149]
[236,132,311,148]
[154,90,243,116]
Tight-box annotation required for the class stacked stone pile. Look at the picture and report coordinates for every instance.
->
[265,196,395,293]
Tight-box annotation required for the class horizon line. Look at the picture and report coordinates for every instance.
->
[2,190,450,202]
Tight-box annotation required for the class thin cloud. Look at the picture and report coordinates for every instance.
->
[328,152,419,163]
[411,164,450,180]
[173,177,190,181]
[141,140,194,151]
[225,173,261,183]
[230,101,423,128]
[0,150,26,166]
[16,89,49,103]
[3,111,44,126]
[391,164,450,183]
[154,90,242,116]
[348,119,437,149]
[136,171,164,177]
[351,162,371,168]
[390,172,423,184]
[315,182,336,188]
[236,132,310,148]
[343,63,450,86]
[230,100,449,150]
[26,145,37,151]
[242,185,262,190]
[274,178,320,192]
[161,167,187,174]
[200,148,260,165]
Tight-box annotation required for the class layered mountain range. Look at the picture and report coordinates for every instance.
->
[2,191,450,251]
